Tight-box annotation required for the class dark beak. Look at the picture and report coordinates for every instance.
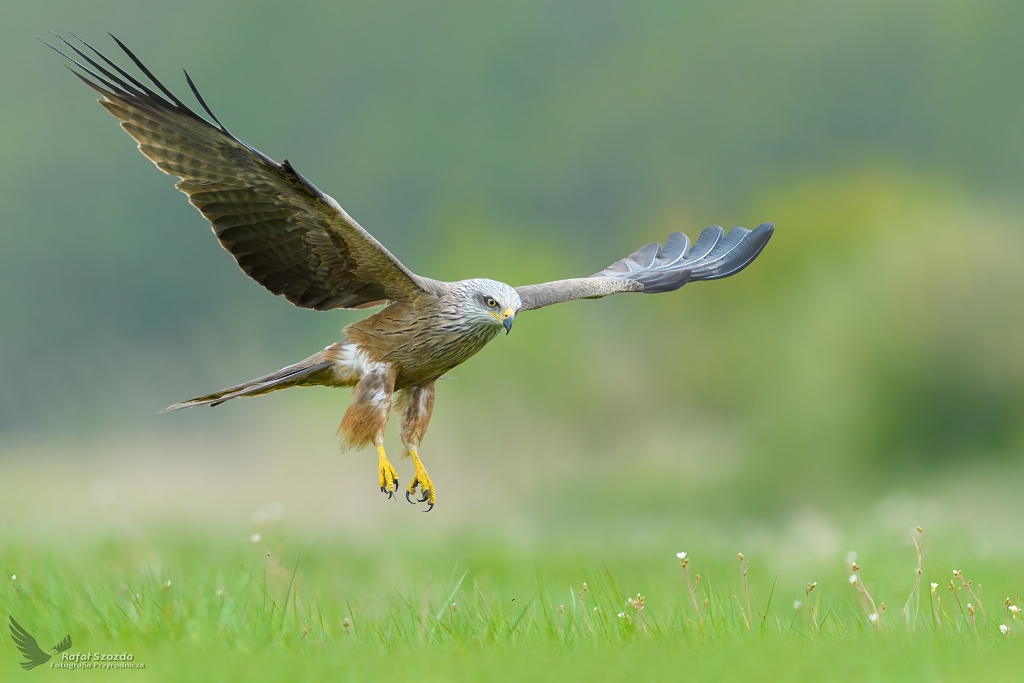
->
[503,316,514,334]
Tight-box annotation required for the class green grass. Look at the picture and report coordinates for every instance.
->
[1,528,1021,681]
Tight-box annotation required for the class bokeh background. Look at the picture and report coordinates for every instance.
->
[2,0,1023,576]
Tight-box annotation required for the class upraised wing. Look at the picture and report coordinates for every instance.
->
[9,617,52,670]
[53,634,73,653]
[43,32,445,311]
[515,223,774,311]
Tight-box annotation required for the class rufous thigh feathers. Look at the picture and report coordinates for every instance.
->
[338,360,396,450]
[397,382,436,452]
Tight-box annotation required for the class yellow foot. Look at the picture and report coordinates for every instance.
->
[404,450,437,512]
[377,445,399,499]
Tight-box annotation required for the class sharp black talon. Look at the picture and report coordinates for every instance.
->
[419,491,429,503]
[423,502,434,513]
[406,490,416,504]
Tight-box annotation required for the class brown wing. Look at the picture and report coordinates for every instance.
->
[44,32,445,311]
[515,224,774,311]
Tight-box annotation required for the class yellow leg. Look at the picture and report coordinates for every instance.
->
[377,444,399,498]
[405,449,437,510]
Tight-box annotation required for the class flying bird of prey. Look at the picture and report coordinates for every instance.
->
[9,616,72,670]
[44,33,774,511]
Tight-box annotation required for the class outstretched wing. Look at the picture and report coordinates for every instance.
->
[53,634,73,653]
[514,223,774,311]
[43,32,445,311]
[9,617,52,670]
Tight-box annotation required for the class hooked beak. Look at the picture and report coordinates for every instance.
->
[502,308,515,334]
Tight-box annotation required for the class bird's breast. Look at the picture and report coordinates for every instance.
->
[345,302,499,389]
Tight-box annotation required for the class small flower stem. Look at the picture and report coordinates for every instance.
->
[903,529,922,629]
[741,560,752,632]
[851,567,880,630]
[635,605,649,634]
[806,583,818,631]
[682,562,704,628]
[579,585,592,634]
[971,585,987,627]
[956,573,988,627]
[732,595,750,631]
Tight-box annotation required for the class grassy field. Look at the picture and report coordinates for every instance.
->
[2,523,1022,681]
[1,434,1022,681]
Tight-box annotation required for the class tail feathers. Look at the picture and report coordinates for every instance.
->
[162,355,336,412]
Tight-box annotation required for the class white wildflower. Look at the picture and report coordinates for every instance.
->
[163,580,172,589]
[1000,624,1008,634]
[793,600,801,610]
[9,575,14,581]
[868,613,878,623]
[249,533,261,544]
[1010,605,1019,613]
[930,582,938,589]
[676,552,687,559]
[849,574,858,584]
[967,603,973,610]
[617,612,625,618]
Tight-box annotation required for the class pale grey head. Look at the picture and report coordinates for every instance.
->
[453,278,522,335]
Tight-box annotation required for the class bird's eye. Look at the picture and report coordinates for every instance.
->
[486,298,497,307]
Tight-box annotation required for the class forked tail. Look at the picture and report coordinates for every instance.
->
[162,342,352,412]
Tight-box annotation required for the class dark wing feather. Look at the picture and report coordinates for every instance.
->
[43,32,445,311]
[515,223,773,311]
[9,617,52,670]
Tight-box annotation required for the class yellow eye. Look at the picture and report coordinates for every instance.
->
[486,298,498,307]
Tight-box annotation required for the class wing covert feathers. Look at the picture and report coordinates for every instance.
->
[515,223,773,311]
[42,31,442,311]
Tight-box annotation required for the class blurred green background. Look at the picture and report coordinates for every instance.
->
[2,0,1023,575]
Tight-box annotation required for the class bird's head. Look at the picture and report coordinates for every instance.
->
[459,279,521,335]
